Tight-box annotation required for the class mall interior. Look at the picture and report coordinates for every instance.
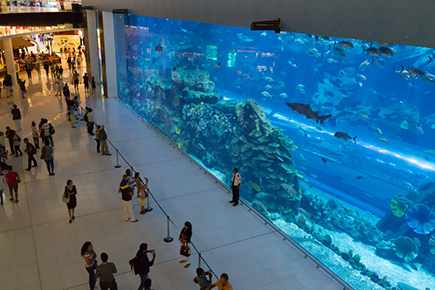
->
[1,1,435,290]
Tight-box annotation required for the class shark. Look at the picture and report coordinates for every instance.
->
[286,103,332,124]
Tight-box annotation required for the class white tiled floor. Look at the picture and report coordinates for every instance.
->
[0,62,345,289]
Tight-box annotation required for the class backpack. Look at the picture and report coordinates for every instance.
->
[129,257,139,275]
[84,113,88,122]
[31,144,36,155]
[49,124,55,135]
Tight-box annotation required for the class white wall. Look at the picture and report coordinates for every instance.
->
[102,11,118,98]
[85,10,101,93]
[81,0,435,48]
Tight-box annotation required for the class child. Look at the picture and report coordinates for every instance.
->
[31,122,39,149]
[134,172,148,214]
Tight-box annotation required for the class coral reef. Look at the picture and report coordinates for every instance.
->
[405,204,435,235]
[392,236,419,262]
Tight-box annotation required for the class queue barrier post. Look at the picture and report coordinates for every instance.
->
[114,149,121,168]
[145,189,153,212]
[198,252,202,268]
[163,216,173,243]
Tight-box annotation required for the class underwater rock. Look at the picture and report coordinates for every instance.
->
[397,282,420,290]
[392,236,419,262]
[390,195,410,218]
[353,254,361,263]
[326,199,338,211]
[297,214,306,226]
[406,204,435,235]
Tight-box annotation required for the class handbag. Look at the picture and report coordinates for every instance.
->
[62,190,70,203]
[40,153,45,160]
[180,243,191,257]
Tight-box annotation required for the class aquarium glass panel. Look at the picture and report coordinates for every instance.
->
[114,14,435,290]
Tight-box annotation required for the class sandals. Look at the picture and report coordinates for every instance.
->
[179,260,186,263]
[184,263,190,268]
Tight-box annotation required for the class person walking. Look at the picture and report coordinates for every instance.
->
[96,252,118,290]
[85,108,95,135]
[5,127,16,155]
[23,138,37,171]
[11,105,22,131]
[207,273,233,290]
[41,119,54,146]
[67,99,76,128]
[65,180,77,223]
[38,118,45,144]
[179,221,192,268]
[134,172,148,214]
[83,73,89,92]
[95,125,101,153]
[135,243,156,290]
[12,132,22,157]
[31,121,39,149]
[91,76,96,94]
[81,241,97,290]
[143,279,152,290]
[5,166,20,203]
[63,83,70,102]
[41,140,54,176]
[44,61,50,77]
[18,78,26,98]
[73,96,80,119]
[3,74,12,98]
[55,79,62,96]
[59,66,64,79]
[118,174,138,223]
[229,168,241,206]
[73,70,79,91]
[99,125,111,155]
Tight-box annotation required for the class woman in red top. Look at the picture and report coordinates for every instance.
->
[81,241,97,290]
[179,221,192,268]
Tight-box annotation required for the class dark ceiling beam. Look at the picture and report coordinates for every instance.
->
[0,12,84,27]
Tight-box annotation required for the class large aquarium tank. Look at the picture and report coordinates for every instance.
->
[113,14,435,290]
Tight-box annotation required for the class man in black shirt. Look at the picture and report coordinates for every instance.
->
[118,175,138,223]
[5,127,15,155]
[23,138,37,171]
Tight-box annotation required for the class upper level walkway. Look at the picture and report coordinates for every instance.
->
[0,0,81,14]
[0,61,344,289]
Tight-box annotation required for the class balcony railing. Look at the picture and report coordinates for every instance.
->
[0,0,81,14]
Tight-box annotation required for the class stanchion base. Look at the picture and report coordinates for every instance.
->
[114,165,121,168]
[145,207,153,212]
[164,237,173,243]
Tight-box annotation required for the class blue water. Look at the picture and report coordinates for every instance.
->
[114,14,435,289]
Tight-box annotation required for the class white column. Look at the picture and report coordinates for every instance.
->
[85,10,101,94]
[3,38,17,86]
[102,11,118,99]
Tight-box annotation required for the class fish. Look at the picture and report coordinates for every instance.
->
[237,33,254,42]
[286,103,332,124]
[358,58,373,70]
[215,62,221,69]
[260,32,267,37]
[264,76,274,82]
[401,65,425,76]
[378,138,389,144]
[307,48,321,57]
[296,84,306,94]
[288,61,297,68]
[279,93,288,98]
[326,58,338,64]
[322,157,327,163]
[310,174,318,179]
[363,46,379,56]
[338,40,354,49]
[372,127,382,135]
[425,113,435,124]
[356,176,366,180]
[265,85,272,90]
[379,46,394,56]
[403,181,414,191]
[332,46,346,58]
[360,114,368,120]
[334,132,357,143]
[375,58,387,69]
[236,70,242,75]
[400,120,409,130]
[356,74,367,82]
[261,91,272,98]
[424,149,435,155]
[155,44,164,52]
[421,73,435,83]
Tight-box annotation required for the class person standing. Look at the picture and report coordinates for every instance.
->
[65,180,77,223]
[55,79,62,96]
[41,140,54,176]
[41,119,54,147]
[134,172,148,214]
[18,78,26,98]
[179,221,192,268]
[118,175,138,223]
[81,242,97,290]
[59,66,64,79]
[5,166,20,203]
[3,74,12,98]
[95,252,118,290]
[5,127,16,155]
[195,268,213,290]
[73,70,79,91]
[83,73,89,92]
[13,132,22,157]
[23,138,37,171]
[44,61,50,77]
[91,76,96,94]
[229,168,241,206]
[63,83,70,102]
[99,125,111,155]
[207,273,232,290]
[85,108,95,135]
[11,105,22,132]
[135,243,156,290]
[95,125,101,153]
[31,121,39,149]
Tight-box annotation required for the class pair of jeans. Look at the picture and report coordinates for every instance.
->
[87,122,94,134]
[45,135,54,147]
[45,158,54,174]
[100,279,118,290]
[33,137,39,148]
[138,273,149,290]
[86,264,97,290]
[14,145,22,156]
[27,153,37,169]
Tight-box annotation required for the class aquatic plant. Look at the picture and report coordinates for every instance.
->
[405,204,435,235]
[430,235,435,254]
[390,195,410,218]
[392,236,419,262]
[297,214,306,226]
[353,254,361,263]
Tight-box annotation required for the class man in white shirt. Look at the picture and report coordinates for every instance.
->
[229,168,241,207]
[41,119,54,147]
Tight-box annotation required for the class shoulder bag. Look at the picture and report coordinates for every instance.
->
[62,188,70,203]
